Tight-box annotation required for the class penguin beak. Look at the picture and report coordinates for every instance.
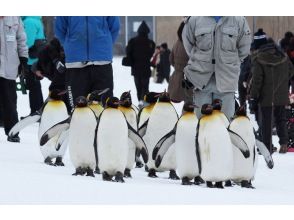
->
[98,88,110,96]
[58,90,67,96]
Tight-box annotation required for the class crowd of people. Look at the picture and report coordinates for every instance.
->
[1,16,294,156]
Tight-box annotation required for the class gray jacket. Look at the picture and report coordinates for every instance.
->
[0,16,28,80]
[182,16,251,92]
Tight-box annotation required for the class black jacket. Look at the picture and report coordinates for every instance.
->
[158,49,171,77]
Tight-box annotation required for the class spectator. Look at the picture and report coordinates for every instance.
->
[168,21,192,103]
[182,16,251,119]
[55,16,120,110]
[150,46,161,82]
[126,21,155,108]
[286,37,294,93]
[156,43,171,84]
[0,16,28,142]
[22,16,45,114]
[280,31,294,52]
[249,29,294,154]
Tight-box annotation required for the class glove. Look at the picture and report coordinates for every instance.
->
[182,76,194,89]
[53,59,66,73]
[19,57,29,76]
[249,98,258,113]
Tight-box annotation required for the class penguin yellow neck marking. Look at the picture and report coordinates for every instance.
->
[118,106,133,113]
[144,103,155,113]
[181,112,196,120]
[48,100,64,107]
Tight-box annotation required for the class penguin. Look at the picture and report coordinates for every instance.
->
[142,91,179,179]
[97,97,148,183]
[196,104,250,188]
[87,88,108,118]
[153,102,204,185]
[118,91,138,177]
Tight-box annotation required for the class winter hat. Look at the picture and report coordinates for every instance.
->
[253,28,267,50]
[137,21,150,35]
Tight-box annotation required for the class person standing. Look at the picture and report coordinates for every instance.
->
[126,21,155,107]
[55,16,120,110]
[22,16,45,114]
[0,16,28,142]
[249,29,294,154]
[182,16,251,119]
[156,43,171,83]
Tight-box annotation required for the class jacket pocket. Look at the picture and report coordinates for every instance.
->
[195,27,213,51]
[221,27,238,52]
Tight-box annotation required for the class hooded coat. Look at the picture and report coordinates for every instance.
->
[250,43,294,107]
[126,21,155,77]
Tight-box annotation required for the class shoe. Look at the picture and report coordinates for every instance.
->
[7,135,20,143]
[270,146,277,154]
[279,144,288,154]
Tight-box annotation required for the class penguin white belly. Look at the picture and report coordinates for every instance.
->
[125,139,136,169]
[176,117,199,179]
[199,117,233,182]
[144,103,178,170]
[69,108,97,169]
[98,109,129,176]
[38,101,68,159]
[157,144,176,172]
[230,118,257,182]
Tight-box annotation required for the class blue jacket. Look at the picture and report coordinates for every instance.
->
[55,16,120,63]
[22,16,45,65]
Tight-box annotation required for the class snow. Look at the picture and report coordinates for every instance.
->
[0,57,294,208]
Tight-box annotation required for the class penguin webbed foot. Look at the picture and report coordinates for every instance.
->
[169,170,180,180]
[148,169,158,178]
[55,157,65,166]
[44,157,56,166]
[114,172,125,183]
[225,180,233,187]
[124,168,132,178]
[206,181,215,188]
[182,177,193,185]
[94,166,101,174]
[241,180,255,189]
[215,181,224,189]
[135,161,144,168]
[102,171,113,181]
[144,165,149,172]
[86,168,95,177]
[194,176,205,185]
[72,167,86,176]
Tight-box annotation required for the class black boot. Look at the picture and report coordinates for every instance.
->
[241,180,255,189]
[102,171,112,181]
[182,177,192,185]
[72,167,86,176]
[225,180,232,187]
[114,171,125,183]
[148,168,158,178]
[215,181,224,189]
[169,170,180,180]
[55,157,64,166]
[86,167,95,177]
[124,168,132,178]
[194,176,205,185]
[206,181,214,188]
[44,157,56,166]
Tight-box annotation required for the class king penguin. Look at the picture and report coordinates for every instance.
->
[97,97,148,182]
[153,102,204,185]
[118,91,138,177]
[142,91,179,179]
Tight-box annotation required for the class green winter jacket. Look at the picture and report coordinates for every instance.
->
[250,43,294,107]
[22,16,45,65]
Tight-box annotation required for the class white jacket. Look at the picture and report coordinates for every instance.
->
[0,16,28,80]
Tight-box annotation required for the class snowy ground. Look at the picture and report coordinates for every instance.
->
[0,57,294,205]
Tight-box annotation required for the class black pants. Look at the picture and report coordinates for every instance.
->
[260,105,288,151]
[156,73,169,83]
[134,75,150,101]
[26,67,44,113]
[66,64,113,110]
[238,82,247,107]
[0,77,19,135]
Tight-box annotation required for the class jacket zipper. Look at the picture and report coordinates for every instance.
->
[86,16,89,60]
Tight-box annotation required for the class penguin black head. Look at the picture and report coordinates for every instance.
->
[235,105,247,117]
[212,99,222,110]
[87,88,110,103]
[49,89,67,100]
[106,97,120,108]
[75,96,88,108]
[120,91,132,107]
[144,92,161,104]
[158,91,170,103]
[183,102,196,113]
[201,104,213,115]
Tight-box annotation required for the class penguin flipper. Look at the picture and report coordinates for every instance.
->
[55,129,69,151]
[127,122,149,163]
[154,128,176,168]
[228,128,250,158]
[195,120,202,174]
[138,119,149,137]
[255,139,274,169]
[8,111,41,137]
[40,117,70,146]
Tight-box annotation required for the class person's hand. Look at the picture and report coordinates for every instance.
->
[19,57,29,76]
[249,98,258,113]
[34,70,44,79]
